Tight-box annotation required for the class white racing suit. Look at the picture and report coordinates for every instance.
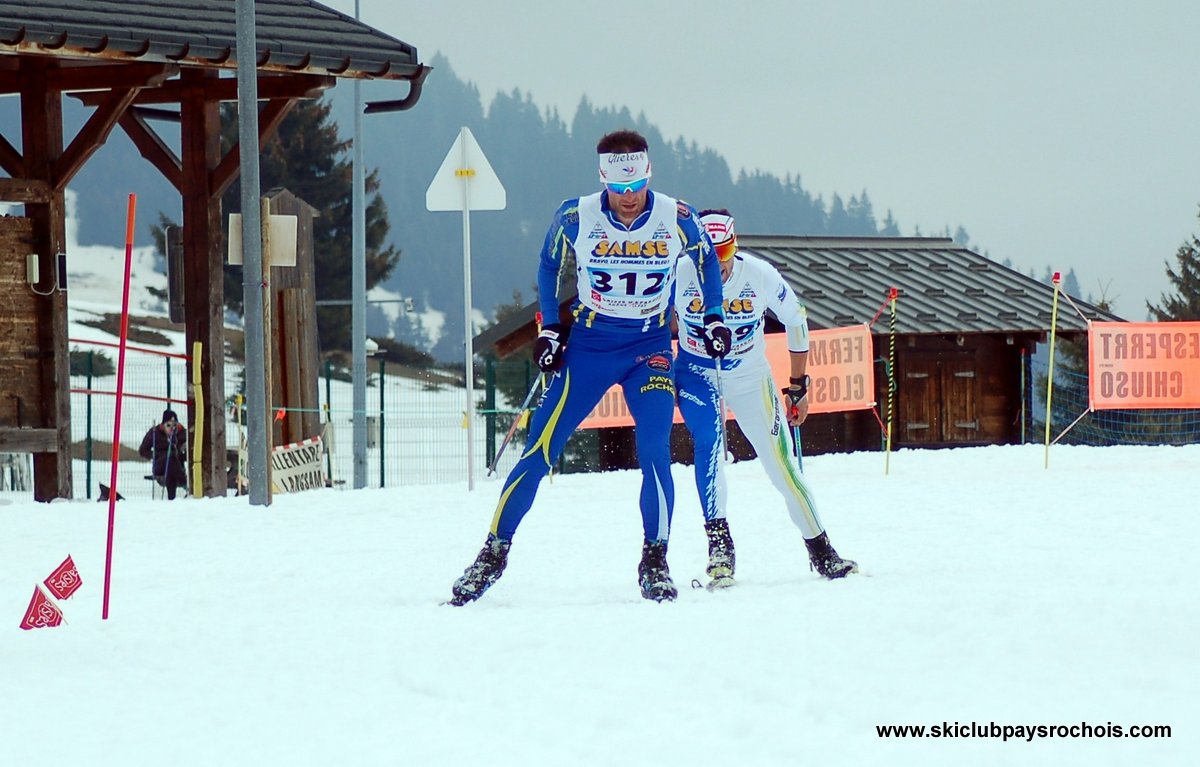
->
[674,252,826,539]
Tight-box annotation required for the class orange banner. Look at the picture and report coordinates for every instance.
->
[764,324,876,415]
[1088,322,1200,410]
[578,325,876,429]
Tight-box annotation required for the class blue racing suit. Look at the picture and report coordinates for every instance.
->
[489,190,724,543]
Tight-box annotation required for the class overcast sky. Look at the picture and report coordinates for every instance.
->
[325,0,1200,320]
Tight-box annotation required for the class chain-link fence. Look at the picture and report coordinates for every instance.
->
[66,346,193,500]
[1029,358,1200,446]
[310,357,542,488]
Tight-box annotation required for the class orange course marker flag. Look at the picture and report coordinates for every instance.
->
[1088,322,1200,410]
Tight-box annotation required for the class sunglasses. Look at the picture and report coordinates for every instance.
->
[605,177,649,195]
[714,238,737,262]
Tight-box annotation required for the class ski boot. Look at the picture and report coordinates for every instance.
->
[805,532,858,579]
[448,534,511,605]
[704,518,736,590]
[638,540,678,602]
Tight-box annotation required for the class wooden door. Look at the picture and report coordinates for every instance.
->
[900,352,979,445]
[901,354,938,444]
[941,355,980,442]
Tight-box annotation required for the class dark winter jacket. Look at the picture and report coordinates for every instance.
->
[138,422,188,486]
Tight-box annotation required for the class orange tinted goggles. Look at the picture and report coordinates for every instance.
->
[714,237,737,262]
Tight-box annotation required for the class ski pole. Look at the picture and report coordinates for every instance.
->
[792,424,804,471]
[487,376,543,476]
[713,364,730,462]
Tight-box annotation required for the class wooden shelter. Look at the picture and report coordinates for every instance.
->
[0,0,428,499]
[474,236,1125,465]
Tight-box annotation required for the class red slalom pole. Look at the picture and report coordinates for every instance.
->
[102,194,137,620]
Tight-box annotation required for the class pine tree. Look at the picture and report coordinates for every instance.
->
[220,97,399,351]
[846,190,877,234]
[1147,207,1200,321]
[827,193,850,235]
[1062,268,1082,298]
[879,210,901,236]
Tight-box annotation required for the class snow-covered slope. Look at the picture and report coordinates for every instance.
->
[2,443,1195,766]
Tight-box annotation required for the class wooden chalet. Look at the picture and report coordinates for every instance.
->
[0,0,428,499]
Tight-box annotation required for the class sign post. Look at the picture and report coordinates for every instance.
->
[427,127,505,489]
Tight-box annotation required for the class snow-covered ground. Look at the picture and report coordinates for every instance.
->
[2,443,1195,766]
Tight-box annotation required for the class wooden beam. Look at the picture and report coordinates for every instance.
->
[119,109,184,191]
[0,428,58,453]
[74,73,334,106]
[53,86,141,190]
[211,98,298,199]
[0,74,23,96]
[179,68,228,497]
[19,58,73,499]
[0,133,25,177]
[0,178,52,204]
[46,62,177,92]
[131,106,181,123]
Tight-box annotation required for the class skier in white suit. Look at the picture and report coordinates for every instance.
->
[674,209,858,587]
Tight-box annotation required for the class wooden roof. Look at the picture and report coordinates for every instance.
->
[0,0,423,81]
[739,235,1123,334]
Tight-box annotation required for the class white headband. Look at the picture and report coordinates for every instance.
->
[700,212,736,245]
[598,151,651,184]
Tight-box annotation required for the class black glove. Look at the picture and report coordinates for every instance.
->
[533,323,567,372]
[782,375,810,416]
[701,313,732,358]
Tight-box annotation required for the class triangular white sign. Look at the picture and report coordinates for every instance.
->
[426,127,506,212]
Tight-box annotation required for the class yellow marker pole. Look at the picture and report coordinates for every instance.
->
[885,287,898,475]
[261,197,274,504]
[191,341,204,497]
[1043,271,1062,468]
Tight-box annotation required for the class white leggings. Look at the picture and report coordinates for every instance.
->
[676,360,825,539]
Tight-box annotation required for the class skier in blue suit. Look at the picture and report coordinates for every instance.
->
[448,129,729,605]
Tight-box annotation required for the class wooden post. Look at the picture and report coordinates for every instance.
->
[179,69,228,497]
[266,190,321,444]
[20,58,72,500]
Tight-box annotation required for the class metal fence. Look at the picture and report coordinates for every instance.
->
[310,357,538,488]
[50,350,536,499]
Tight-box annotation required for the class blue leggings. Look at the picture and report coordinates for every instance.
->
[490,327,676,542]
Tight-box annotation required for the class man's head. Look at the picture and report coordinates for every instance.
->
[162,409,178,426]
[700,209,737,262]
[700,209,738,282]
[597,130,651,224]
